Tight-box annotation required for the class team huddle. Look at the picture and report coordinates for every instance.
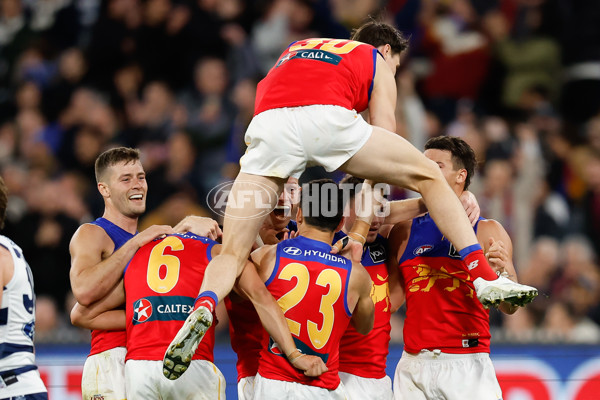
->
[0,20,538,400]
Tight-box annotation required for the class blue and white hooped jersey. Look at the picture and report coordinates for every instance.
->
[0,235,37,372]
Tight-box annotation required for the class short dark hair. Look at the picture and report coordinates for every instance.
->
[299,179,346,232]
[350,19,409,55]
[339,174,364,201]
[0,176,7,230]
[94,147,141,183]
[425,136,477,190]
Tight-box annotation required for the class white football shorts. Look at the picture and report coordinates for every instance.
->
[81,347,126,400]
[339,371,393,400]
[237,375,256,400]
[393,350,503,400]
[240,105,372,179]
[125,359,225,400]
[254,373,348,400]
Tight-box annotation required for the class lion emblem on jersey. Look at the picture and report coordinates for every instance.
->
[408,264,473,297]
[370,274,390,312]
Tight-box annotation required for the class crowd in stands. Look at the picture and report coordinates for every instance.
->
[2,0,600,344]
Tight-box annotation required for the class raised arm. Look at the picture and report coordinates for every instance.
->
[384,190,480,226]
[387,256,405,313]
[69,224,172,306]
[387,220,412,312]
[384,198,427,225]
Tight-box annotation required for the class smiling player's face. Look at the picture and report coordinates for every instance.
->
[105,160,148,218]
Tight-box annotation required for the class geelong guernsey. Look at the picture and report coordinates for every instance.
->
[0,236,37,371]
[0,235,47,396]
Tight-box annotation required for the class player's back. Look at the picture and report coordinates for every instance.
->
[124,233,218,361]
[0,234,47,396]
[399,214,491,353]
[255,38,378,116]
[258,236,353,390]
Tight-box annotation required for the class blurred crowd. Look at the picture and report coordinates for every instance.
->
[2,0,600,345]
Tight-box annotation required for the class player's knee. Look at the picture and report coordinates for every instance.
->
[413,157,443,191]
[214,250,250,275]
[221,243,252,261]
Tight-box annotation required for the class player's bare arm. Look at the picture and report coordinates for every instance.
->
[369,50,399,132]
[387,220,412,312]
[348,261,375,335]
[384,191,480,227]
[477,219,519,315]
[71,308,125,331]
[249,244,277,280]
[485,238,509,275]
[71,281,126,330]
[69,223,173,306]
[459,191,481,225]
[387,255,405,313]
[384,198,427,226]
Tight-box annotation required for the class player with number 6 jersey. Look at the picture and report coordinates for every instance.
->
[70,225,327,399]
[125,232,224,399]
[69,147,174,400]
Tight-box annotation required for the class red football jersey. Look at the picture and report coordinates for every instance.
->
[225,296,266,381]
[124,233,218,361]
[338,235,391,379]
[254,38,378,116]
[399,215,490,354]
[89,330,126,356]
[258,236,353,390]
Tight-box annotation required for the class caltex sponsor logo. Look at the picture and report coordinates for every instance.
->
[133,298,153,323]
